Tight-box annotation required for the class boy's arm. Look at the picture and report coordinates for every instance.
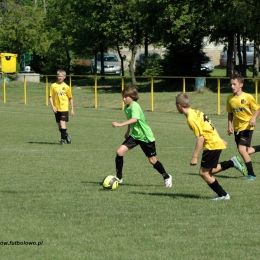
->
[227,112,234,135]
[112,118,138,127]
[69,98,74,116]
[190,135,204,166]
[249,108,260,126]
[49,96,57,113]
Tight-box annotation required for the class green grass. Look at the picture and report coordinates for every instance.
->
[1,81,260,259]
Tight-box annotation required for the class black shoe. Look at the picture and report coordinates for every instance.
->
[65,134,71,144]
[60,139,65,145]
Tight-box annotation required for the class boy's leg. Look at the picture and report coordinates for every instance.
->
[235,131,256,180]
[115,145,129,181]
[150,157,172,187]
[238,144,256,179]
[212,157,247,176]
[200,167,229,200]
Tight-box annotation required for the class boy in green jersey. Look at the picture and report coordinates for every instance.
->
[49,69,74,145]
[226,73,260,181]
[112,85,172,187]
[176,92,246,200]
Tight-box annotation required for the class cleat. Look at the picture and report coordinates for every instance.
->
[65,134,71,144]
[212,193,230,201]
[247,175,256,181]
[164,174,172,188]
[114,176,123,184]
[60,139,65,145]
[231,156,247,176]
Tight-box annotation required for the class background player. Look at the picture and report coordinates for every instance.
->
[227,73,260,181]
[49,69,74,145]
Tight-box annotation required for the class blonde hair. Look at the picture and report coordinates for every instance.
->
[57,69,66,76]
[176,92,190,108]
[122,85,139,101]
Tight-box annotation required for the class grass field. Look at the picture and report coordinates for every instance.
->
[1,81,260,259]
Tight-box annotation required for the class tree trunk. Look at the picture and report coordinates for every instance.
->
[226,34,234,78]
[129,45,137,85]
[253,41,259,78]
[116,38,124,77]
[241,37,247,77]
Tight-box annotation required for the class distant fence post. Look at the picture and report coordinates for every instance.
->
[45,76,49,106]
[121,76,124,110]
[217,78,220,115]
[94,75,98,108]
[3,74,6,103]
[23,75,27,104]
[255,79,258,103]
[183,77,186,92]
[151,76,154,112]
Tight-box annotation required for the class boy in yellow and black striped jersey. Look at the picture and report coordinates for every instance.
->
[176,92,246,201]
[49,69,74,145]
[227,73,260,181]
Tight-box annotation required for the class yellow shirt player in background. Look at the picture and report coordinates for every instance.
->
[49,69,74,145]
[226,73,260,181]
[176,92,246,200]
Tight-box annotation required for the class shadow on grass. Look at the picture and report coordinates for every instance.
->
[81,181,158,187]
[185,172,242,179]
[28,141,59,145]
[131,191,207,199]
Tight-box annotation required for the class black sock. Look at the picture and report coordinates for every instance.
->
[220,160,234,171]
[245,161,255,176]
[61,129,67,140]
[115,155,123,179]
[252,145,260,153]
[153,161,169,179]
[208,180,227,197]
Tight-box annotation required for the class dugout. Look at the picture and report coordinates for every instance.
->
[0,53,17,73]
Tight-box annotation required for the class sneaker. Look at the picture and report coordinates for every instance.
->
[65,134,71,144]
[247,175,256,181]
[114,176,123,184]
[60,139,65,145]
[212,193,230,201]
[231,156,247,176]
[164,174,172,188]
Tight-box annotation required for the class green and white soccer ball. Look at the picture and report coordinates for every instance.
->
[102,175,119,190]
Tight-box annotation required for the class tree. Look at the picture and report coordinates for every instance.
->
[0,2,50,71]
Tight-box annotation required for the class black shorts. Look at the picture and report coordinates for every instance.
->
[55,111,69,123]
[234,130,253,147]
[201,150,222,169]
[122,136,157,157]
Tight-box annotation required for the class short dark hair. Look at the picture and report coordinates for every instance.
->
[231,72,244,84]
[122,85,139,101]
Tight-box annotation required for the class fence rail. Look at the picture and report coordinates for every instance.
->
[1,74,259,115]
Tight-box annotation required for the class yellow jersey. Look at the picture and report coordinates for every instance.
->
[187,108,226,150]
[226,92,260,132]
[49,82,72,112]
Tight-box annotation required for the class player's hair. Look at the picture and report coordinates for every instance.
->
[57,69,66,76]
[122,85,139,101]
[176,92,190,108]
[231,71,244,84]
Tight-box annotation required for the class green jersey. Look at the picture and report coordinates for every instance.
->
[124,101,155,143]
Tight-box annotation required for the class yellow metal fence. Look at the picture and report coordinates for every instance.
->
[1,74,259,115]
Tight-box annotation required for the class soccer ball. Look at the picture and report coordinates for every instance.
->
[102,175,119,190]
